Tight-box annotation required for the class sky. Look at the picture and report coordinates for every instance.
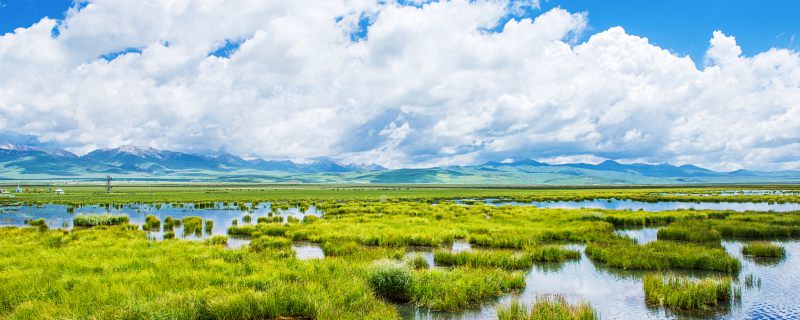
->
[0,0,799,171]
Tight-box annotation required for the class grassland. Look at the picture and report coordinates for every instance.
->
[4,184,800,206]
[1,184,799,318]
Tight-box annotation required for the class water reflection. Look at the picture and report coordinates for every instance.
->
[399,231,800,320]
[0,202,321,242]
[486,199,800,212]
[452,241,472,253]
[292,242,325,260]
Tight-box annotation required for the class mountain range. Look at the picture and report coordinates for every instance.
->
[1,144,799,184]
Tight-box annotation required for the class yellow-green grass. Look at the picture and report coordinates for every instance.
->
[0,226,536,318]
[6,184,800,207]
[434,246,580,270]
[498,295,598,320]
[657,221,722,243]
[643,273,733,310]
[143,214,160,230]
[72,214,130,227]
[742,242,786,258]
[0,227,398,319]
[585,238,740,273]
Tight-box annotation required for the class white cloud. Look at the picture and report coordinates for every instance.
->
[0,0,799,170]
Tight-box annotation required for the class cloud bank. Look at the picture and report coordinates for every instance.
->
[0,0,798,170]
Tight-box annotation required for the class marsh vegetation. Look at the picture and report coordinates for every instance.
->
[0,185,799,319]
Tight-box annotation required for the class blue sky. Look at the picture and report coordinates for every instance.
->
[3,0,799,63]
[0,0,799,170]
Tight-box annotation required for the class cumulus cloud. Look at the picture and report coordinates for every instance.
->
[0,0,798,170]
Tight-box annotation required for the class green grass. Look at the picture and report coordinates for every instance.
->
[643,273,733,310]
[367,264,413,302]
[25,218,48,231]
[410,267,525,311]
[498,295,598,320]
[182,216,203,235]
[72,214,130,227]
[256,215,282,223]
[657,221,721,243]
[434,250,536,270]
[434,246,580,270]
[406,254,430,270]
[163,216,178,230]
[6,184,800,206]
[710,220,800,239]
[143,214,160,230]
[321,240,361,257]
[249,236,291,252]
[585,238,740,273]
[742,242,786,258]
[2,186,798,318]
[0,227,399,319]
[205,235,228,246]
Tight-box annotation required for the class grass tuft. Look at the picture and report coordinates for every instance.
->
[742,241,786,258]
[367,264,413,302]
[643,273,733,310]
[498,295,598,320]
[73,214,129,227]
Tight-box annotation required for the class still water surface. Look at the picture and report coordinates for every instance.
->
[484,199,800,212]
[399,229,800,320]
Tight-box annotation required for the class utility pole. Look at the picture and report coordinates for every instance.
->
[106,176,113,194]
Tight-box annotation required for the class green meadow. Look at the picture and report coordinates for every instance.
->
[1,184,799,319]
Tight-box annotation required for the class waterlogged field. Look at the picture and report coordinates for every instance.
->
[0,185,799,319]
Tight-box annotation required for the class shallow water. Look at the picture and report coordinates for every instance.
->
[0,202,321,245]
[4,202,799,318]
[400,229,800,320]
[485,199,800,212]
[292,242,325,260]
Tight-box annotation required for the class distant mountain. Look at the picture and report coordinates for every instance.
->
[0,144,387,178]
[554,160,716,178]
[0,144,798,184]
